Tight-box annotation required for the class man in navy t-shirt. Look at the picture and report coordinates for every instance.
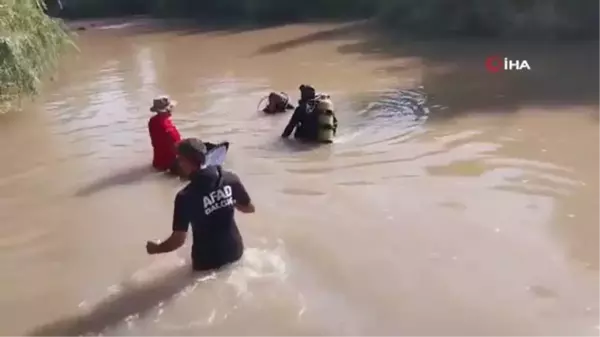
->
[146,138,255,271]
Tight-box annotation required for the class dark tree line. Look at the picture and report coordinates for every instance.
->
[49,0,598,39]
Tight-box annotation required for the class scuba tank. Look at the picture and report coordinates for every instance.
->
[315,97,335,143]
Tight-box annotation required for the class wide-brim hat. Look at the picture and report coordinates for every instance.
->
[150,95,177,113]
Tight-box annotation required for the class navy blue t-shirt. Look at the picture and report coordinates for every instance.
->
[172,166,251,270]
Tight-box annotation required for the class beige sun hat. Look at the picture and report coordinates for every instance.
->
[150,95,177,113]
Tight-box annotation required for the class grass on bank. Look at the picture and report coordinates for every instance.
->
[0,0,73,113]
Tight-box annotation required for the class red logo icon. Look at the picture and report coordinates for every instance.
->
[485,56,503,73]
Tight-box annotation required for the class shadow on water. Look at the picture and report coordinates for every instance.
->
[348,37,599,120]
[27,265,209,336]
[177,21,297,37]
[68,17,296,38]
[253,24,599,120]
[74,164,162,197]
[67,18,234,36]
[253,21,369,55]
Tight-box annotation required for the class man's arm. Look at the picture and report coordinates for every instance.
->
[281,107,302,138]
[147,193,189,254]
[229,172,255,213]
[161,119,182,157]
[147,231,186,254]
[236,202,255,213]
[164,118,182,144]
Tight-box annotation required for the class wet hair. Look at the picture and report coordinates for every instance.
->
[177,138,207,166]
[299,84,316,101]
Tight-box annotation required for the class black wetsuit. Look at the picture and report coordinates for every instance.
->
[281,101,338,142]
[172,166,251,271]
[281,101,313,139]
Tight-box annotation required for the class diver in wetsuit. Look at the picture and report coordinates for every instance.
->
[281,85,315,140]
[281,85,338,143]
[263,92,294,114]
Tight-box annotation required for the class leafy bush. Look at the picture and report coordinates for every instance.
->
[0,0,72,112]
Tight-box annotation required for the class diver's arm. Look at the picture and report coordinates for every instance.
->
[281,107,302,137]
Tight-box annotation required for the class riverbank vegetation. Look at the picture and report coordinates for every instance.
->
[59,0,599,39]
[0,0,72,113]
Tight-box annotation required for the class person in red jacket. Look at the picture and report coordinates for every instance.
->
[148,96,182,173]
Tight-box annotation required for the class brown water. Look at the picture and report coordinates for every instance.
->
[0,20,598,336]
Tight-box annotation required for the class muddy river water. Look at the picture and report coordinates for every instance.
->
[0,20,598,335]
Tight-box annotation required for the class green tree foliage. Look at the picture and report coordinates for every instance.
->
[141,0,598,38]
[0,0,72,112]
[58,0,149,18]
[375,0,599,38]
[148,0,376,23]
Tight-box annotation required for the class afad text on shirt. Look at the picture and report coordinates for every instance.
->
[203,185,234,215]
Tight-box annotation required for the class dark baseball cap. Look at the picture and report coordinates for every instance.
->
[177,138,207,164]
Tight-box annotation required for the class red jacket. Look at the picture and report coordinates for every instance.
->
[148,114,181,170]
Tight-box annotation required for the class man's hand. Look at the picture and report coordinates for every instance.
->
[235,202,255,213]
[146,232,186,256]
[146,241,160,255]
